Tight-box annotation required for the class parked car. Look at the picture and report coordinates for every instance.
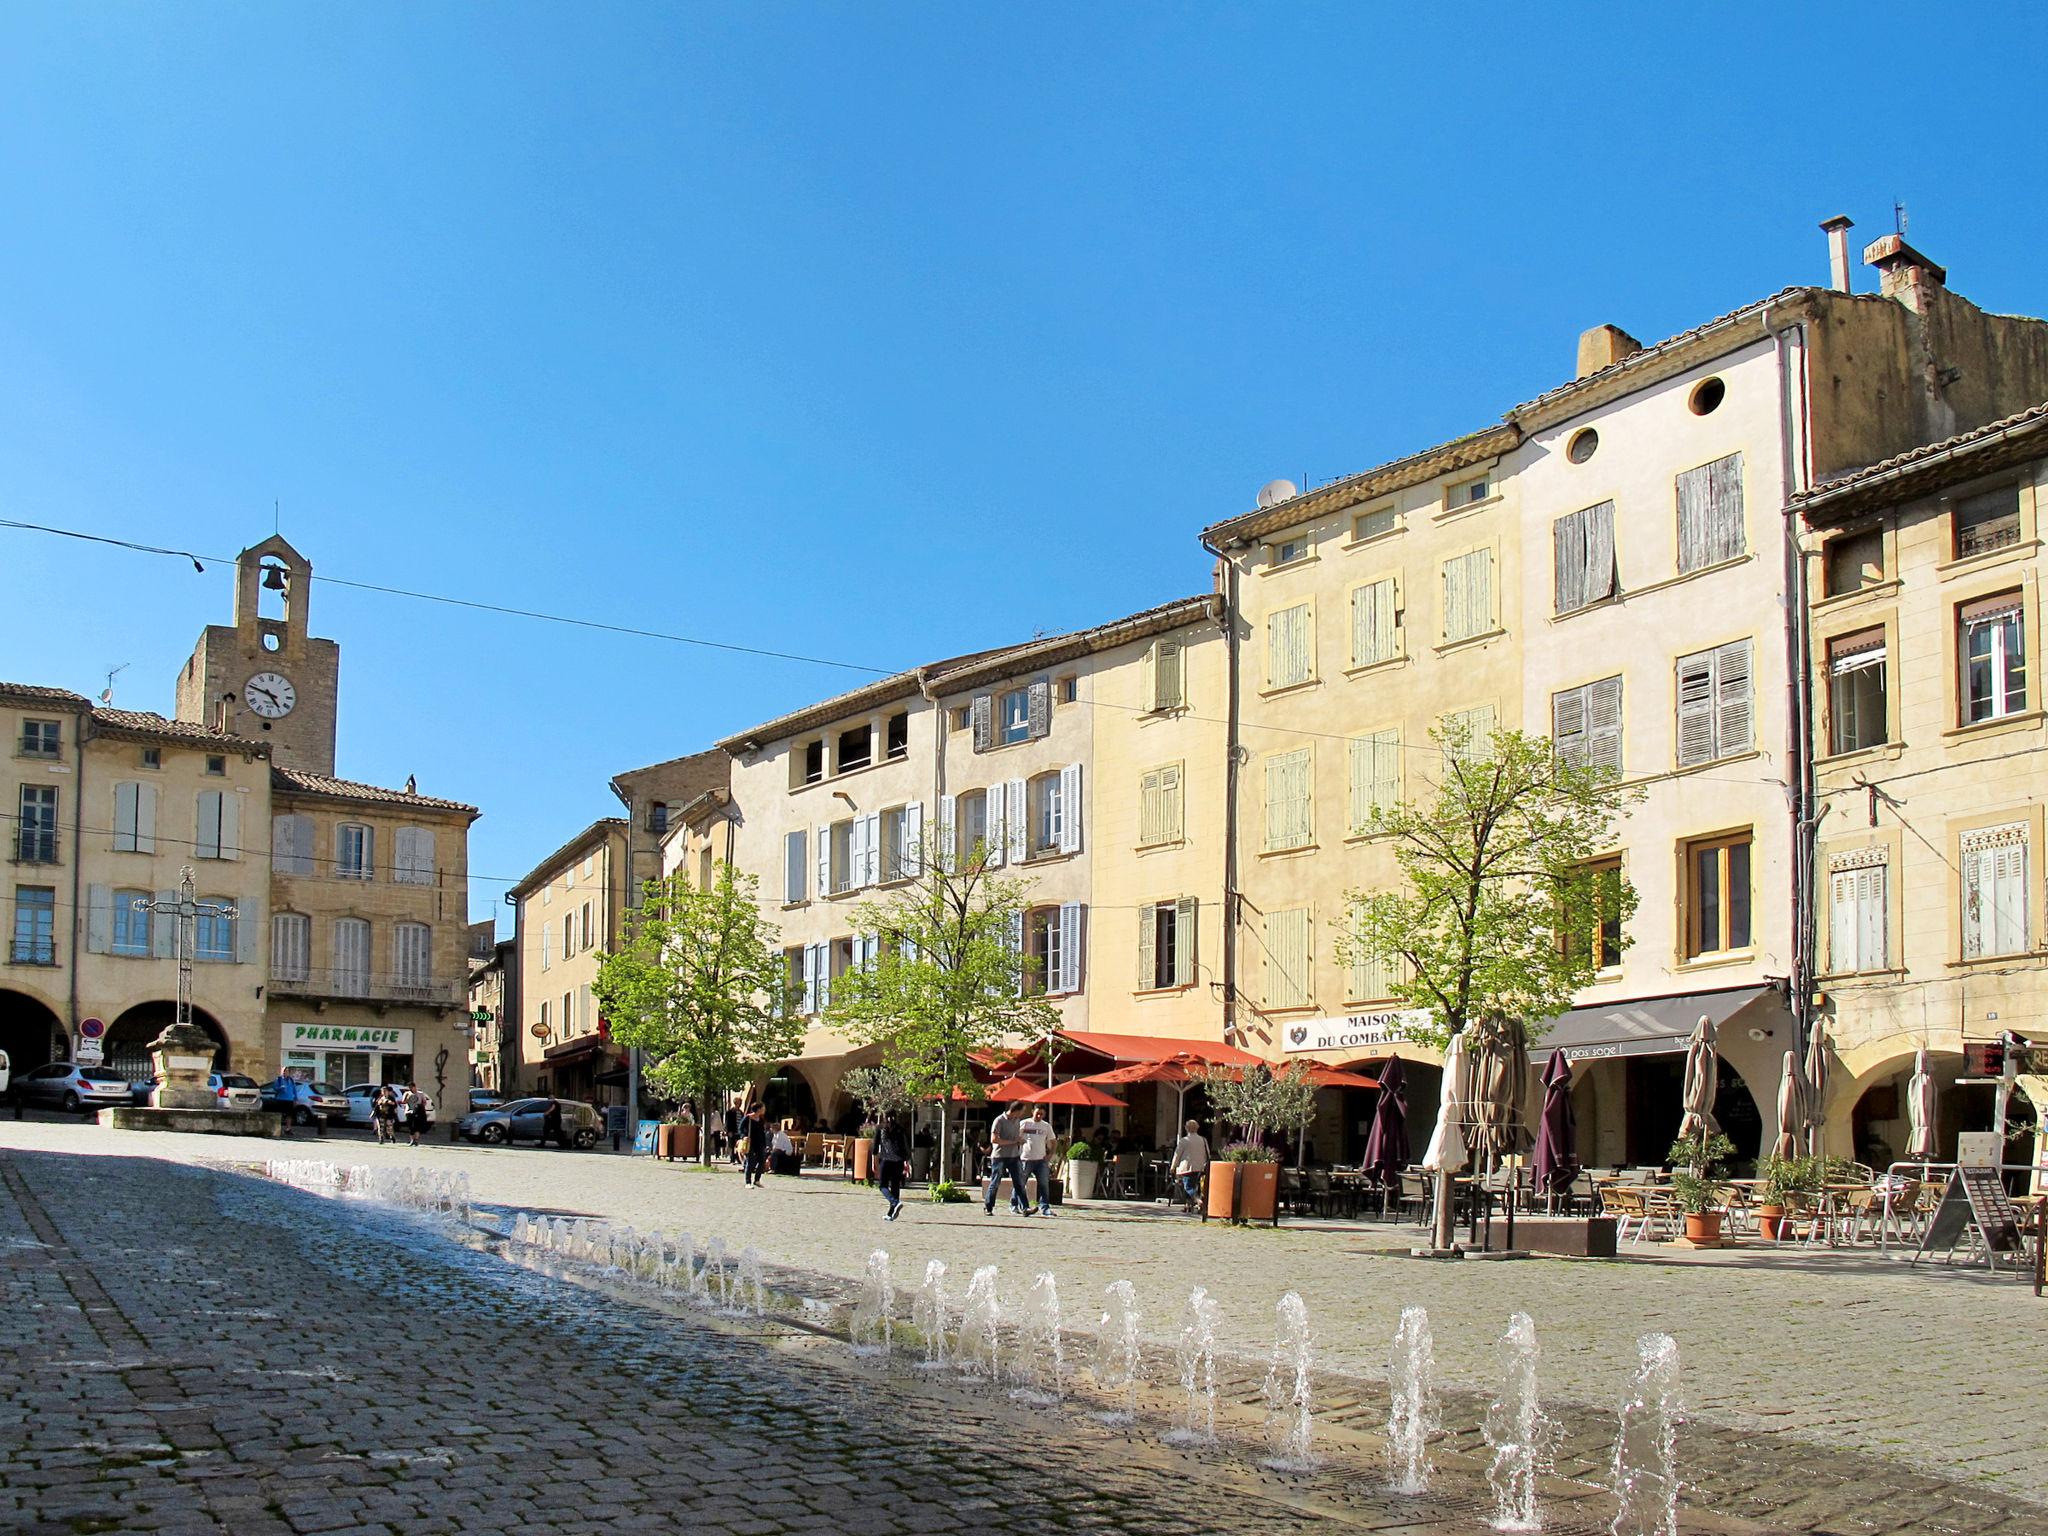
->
[337,1083,436,1127]
[262,1077,350,1126]
[457,1096,600,1149]
[466,1088,504,1113]
[210,1073,264,1112]
[17,1062,133,1113]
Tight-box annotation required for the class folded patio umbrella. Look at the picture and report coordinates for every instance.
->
[1421,1032,1472,1176]
[1468,1024,1530,1165]
[1531,1049,1578,1195]
[1772,1049,1806,1161]
[1906,1047,1937,1161]
[1360,1054,1409,1180]
[1804,1023,1830,1158]
[1675,1014,1720,1146]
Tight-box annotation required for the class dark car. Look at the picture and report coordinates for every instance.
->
[457,1096,599,1148]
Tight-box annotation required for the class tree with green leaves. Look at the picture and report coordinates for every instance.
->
[827,835,1058,1168]
[1337,720,1642,1247]
[838,1063,916,1127]
[1193,1060,1319,1160]
[592,866,802,1164]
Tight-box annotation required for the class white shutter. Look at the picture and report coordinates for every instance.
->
[1858,865,1888,970]
[395,827,436,886]
[1828,870,1857,972]
[1057,762,1082,854]
[1138,904,1158,989]
[1160,763,1183,843]
[1290,606,1313,682]
[1174,896,1199,986]
[1444,550,1492,642]
[113,784,138,853]
[272,815,308,877]
[1993,841,2029,956]
[1268,605,1312,687]
[903,802,924,878]
[1587,676,1624,773]
[151,889,176,958]
[801,945,819,1015]
[984,791,1005,869]
[1057,902,1083,993]
[1352,578,1397,666]
[1005,779,1028,863]
[817,823,832,895]
[1715,640,1753,757]
[85,884,112,954]
[1008,910,1026,997]
[195,790,223,860]
[814,943,832,1012]
[273,913,308,980]
[219,792,240,861]
[1154,639,1185,709]
[1584,501,1616,602]
[1267,909,1309,1007]
[540,921,552,970]
[1263,749,1311,850]
[237,903,261,965]
[1676,651,1717,767]
[1349,733,1399,832]
[785,830,806,903]
[1552,685,1589,765]
[848,816,870,890]
[936,795,955,871]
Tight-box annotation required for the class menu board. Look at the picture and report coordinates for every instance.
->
[1915,1167,2023,1264]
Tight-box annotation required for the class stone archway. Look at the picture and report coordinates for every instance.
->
[1842,1050,1988,1170]
[0,989,64,1073]
[106,1003,229,1081]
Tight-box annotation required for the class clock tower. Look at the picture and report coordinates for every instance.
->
[175,536,341,775]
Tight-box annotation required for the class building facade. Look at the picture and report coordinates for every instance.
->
[506,818,628,1101]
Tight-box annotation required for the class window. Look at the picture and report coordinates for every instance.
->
[1676,452,1745,572]
[140,747,160,769]
[1270,535,1311,567]
[1446,473,1492,509]
[838,724,873,773]
[1553,501,1617,614]
[393,827,436,886]
[1138,763,1184,847]
[952,706,972,731]
[334,918,370,996]
[1350,578,1401,667]
[1564,858,1624,972]
[272,912,310,982]
[194,789,239,860]
[1024,907,1058,995]
[1827,851,1888,973]
[957,790,989,864]
[16,786,57,863]
[824,817,877,895]
[205,754,226,776]
[1960,592,2026,723]
[1347,911,1408,1003]
[1566,428,1599,464]
[1263,747,1313,852]
[1056,676,1078,705]
[195,900,236,962]
[19,719,59,758]
[1954,487,2021,560]
[1823,529,1884,597]
[11,887,55,964]
[394,922,432,991]
[886,712,910,759]
[1689,377,1726,416]
[540,920,553,971]
[1141,898,1198,989]
[112,890,151,957]
[1147,639,1185,711]
[562,906,577,957]
[797,740,825,785]
[1552,676,1624,772]
[538,1000,551,1036]
[579,901,593,952]
[650,802,669,836]
[1352,503,1398,542]
[880,806,909,882]
[1000,687,1032,745]
[1264,908,1311,1008]
[1028,773,1063,855]
[784,829,807,903]
[1347,730,1401,833]
[698,847,714,891]
[1961,824,2029,960]
[1685,832,1752,958]
[337,823,373,880]
[1266,603,1314,688]
[1441,705,1497,763]
[1675,640,1753,766]
[1827,630,1888,753]
[112,781,157,854]
[1441,548,1494,643]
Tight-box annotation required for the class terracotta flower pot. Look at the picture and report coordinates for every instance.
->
[1683,1209,1724,1243]
[1757,1204,1787,1240]
[1237,1162,1280,1222]
[852,1137,874,1181]
[675,1123,699,1160]
[1205,1162,1238,1219]
[655,1124,676,1160]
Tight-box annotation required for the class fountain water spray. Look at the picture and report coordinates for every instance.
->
[1262,1291,1316,1470]
[851,1250,895,1355]
[1610,1333,1682,1536]
[1092,1280,1142,1424]
[1484,1312,1558,1532]
[1387,1305,1439,1495]
[666,1232,695,1294]
[1166,1287,1219,1445]
[956,1265,1003,1380]
[701,1237,730,1309]
[913,1260,950,1369]
[734,1247,765,1318]
[1011,1271,1064,1405]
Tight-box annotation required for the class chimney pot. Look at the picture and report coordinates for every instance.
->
[1576,324,1643,380]
[1820,215,1855,293]
[1861,233,1947,309]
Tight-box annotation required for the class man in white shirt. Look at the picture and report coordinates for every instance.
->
[1171,1118,1211,1213]
[1018,1108,1056,1216]
[983,1106,1032,1216]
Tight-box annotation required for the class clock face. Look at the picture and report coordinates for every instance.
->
[244,672,296,719]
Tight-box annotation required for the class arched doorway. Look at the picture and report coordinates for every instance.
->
[105,1003,229,1081]
[1849,1051,1999,1169]
[0,989,63,1072]
[760,1063,819,1130]
[1716,1059,1764,1164]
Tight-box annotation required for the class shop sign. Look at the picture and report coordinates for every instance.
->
[1282,1009,1434,1054]
[281,1023,414,1055]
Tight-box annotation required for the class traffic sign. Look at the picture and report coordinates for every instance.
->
[78,1017,106,1041]
[74,1038,104,1067]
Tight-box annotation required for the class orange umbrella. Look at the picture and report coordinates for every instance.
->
[1023,1079,1125,1108]
[1279,1061,1380,1091]
[1079,1054,1202,1087]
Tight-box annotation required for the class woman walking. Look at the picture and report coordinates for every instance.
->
[402,1083,429,1147]
[371,1085,398,1145]
[874,1113,909,1221]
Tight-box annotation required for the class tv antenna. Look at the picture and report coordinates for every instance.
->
[100,662,130,705]
[1894,200,1909,236]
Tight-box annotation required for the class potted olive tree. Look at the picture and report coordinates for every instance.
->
[1194,1063,1318,1224]
[1667,1132,1736,1243]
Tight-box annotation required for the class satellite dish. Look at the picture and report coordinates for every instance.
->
[1256,478,1298,509]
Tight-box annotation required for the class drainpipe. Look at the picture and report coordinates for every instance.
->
[66,704,89,1052]
[1198,536,1242,1048]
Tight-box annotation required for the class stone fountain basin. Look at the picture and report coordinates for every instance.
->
[99,1106,290,1138]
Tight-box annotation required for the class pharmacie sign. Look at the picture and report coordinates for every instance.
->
[1282,1009,1434,1054]
[282,1023,414,1055]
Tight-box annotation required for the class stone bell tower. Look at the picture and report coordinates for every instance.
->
[174,536,341,775]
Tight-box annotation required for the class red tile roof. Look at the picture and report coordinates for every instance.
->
[272,767,478,815]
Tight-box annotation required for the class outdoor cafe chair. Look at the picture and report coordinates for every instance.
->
[1106,1152,1143,1199]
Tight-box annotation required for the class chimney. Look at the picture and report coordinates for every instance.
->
[1576,324,1643,379]
[1862,233,1947,312]
[1820,215,1855,292]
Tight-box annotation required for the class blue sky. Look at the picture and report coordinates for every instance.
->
[3,3,2044,922]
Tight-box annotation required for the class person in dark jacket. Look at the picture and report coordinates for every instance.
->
[874,1114,910,1221]
[541,1098,565,1149]
[741,1105,769,1186]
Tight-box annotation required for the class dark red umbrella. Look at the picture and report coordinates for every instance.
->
[1531,1048,1579,1198]
[1360,1054,1409,1180]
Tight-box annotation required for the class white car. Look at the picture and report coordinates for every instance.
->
[342,1083,435,1127]
[210,1073,264,1112]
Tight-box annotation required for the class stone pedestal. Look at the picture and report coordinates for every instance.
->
[148,1022,219,1110]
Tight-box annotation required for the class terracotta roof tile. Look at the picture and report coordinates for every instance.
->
[92,708,267,749]
[272,766,478,815]
[0,681,93,707]
[1796,399,2048,503]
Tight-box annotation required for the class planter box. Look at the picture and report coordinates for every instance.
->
[852,1137,874,1182]
[1471,1216,1617,1258]
[1204,1162,1281,1225]
[1066,1160,1100,1202]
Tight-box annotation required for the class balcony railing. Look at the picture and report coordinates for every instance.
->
[1957,518,2022,560]
[269,967,462,1007]
[8,940,57,966]
[12,832,58,864]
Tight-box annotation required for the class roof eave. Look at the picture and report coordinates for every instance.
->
[714,669,925,756]
[506,817,628,899]
[1794,409,2048,525]
[922,595,1224,696]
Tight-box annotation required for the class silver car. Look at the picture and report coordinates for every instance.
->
[17,1062,132,1113]
[457,1096,599,1148]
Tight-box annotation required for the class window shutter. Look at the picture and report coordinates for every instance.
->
[151,889,176,958]
[1585,501,1616,602]
[238,904,261,966]
[936,795,955,870]
[1292,606,1313,682]
[541,921,552,969]
[801,945,818,1014]
[1005,779,1028,863]
[195,790,223,859]
[1675,652,1716,766]
[1267,910,1309,1008]
[1008,911,1026,997]
[816,823,831,894]
[850,815,872,888]
[1352,578,1398,667]
[1138,904,1157,989]
[113,784,138,853]
[1678,454,1745,571]
[1828,870,1856,971]
[1587,676,1624,772]
[1859,865,1888,970]
[85,884,111,954]
[1266,611,1285,686]
[1058,762,1082,854]
[1677,462,1710,572]
[1138,768,1162,846]
[405,828,437,885]
[1058,902,1082,993]
[1993,841,2029,955]
[1160,762,1183,843]
[970,695,993,752]
[1554,510,1588,614]
[785,830,806,903]
[816,943,833,1012]
[1715,640,1753,757]
[865,812,883,884]
[1155,639,1185,709]
[273,815,311,877]
[1552,685,1589,765]
[219,791,240,860]
[1029,680,1052,739]
[1174,896,1199,986]
[984,791,1006,869]
[902,802,924,878]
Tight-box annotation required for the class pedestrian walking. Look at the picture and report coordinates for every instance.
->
[874,1113,909,1221]
[1019,1105,1057,1216]
[541,1097,565,1149]
[982,1104,1031,1216]
[724,1103,741,1165]
[371,1085,398,1145]
[1171,1118,1211,1213]
[742,1105,769,1186]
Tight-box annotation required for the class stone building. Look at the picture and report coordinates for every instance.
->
[466,923,514,1096]
[505,818,628,1102]
[608,750,729,906]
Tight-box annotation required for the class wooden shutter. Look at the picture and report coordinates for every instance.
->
[970,695,993,752]
[1352,578,1398,666]
[1585,501,1616,602]
[1554,510,1588,614]
[1264,748,1310,850]
[273,913,308,979]
[1028,681,1052,739]
[1138,904,1158,988]
[936,795,955,870]
[195,791,223,859]
[1678,453,1745,571]
[85,884,111,954]
[785,830,806,903]
[1993,840,2029,955]
[1138,769,1163,846]
[1859,865,1888,969]
[1057,902,1083,993]
[1552,685,1589,765]
[1005,779,1028,863]
[1267,909,1310,1007]
[1675,651,1717,766]
[1586,675,1624,772]
[1155,638,1185,709]
[1173,896,1199,986]
[1058,762,1082,854]
[1160,762,1183,843]
[1444,549,1492,641]
[1828,869,1857,972]
[1715,640,1753,757]
[902,802,924,878]
[113,784,138,853]
[1266,610,1287,685]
